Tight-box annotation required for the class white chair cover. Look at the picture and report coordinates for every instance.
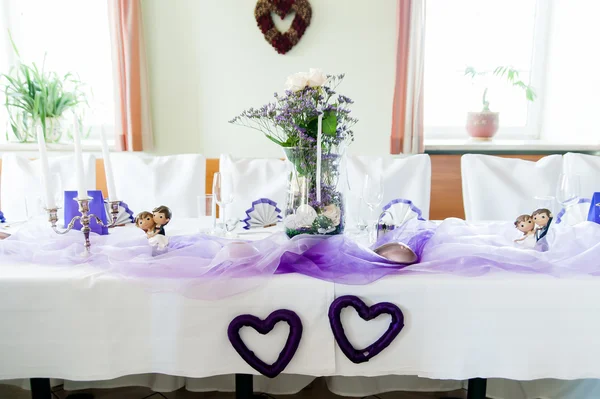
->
[219,154,288,222]
[0,153,96,222]
[344,154,431,228]
[109,153,206,218]
[461,154,563,221]
[327,154,449,396]
[563,152,600,199]
[462,153,600,399]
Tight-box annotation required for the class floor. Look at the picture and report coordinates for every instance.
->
[0,379,468,399]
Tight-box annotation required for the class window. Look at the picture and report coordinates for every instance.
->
[424,0,549,139]
[0,0,114,144]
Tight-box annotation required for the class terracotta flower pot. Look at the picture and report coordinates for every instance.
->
[466,111,499,140]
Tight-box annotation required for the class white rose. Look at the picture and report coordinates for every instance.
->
[322,204,341,226]
[306,68,328,87]
[295,204,317,227]
[284,72,309,92]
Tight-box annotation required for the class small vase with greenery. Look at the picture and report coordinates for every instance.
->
[464,66,537,140]
[1,37,87,143]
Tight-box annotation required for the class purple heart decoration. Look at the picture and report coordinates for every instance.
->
[328,295,404,364]
[228,309,303,378]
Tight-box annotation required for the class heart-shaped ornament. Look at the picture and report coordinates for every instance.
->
[328,295,404,364]
[255,0,312,54]
[228,309,303,378]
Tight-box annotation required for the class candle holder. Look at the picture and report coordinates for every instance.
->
[46,197,122,255]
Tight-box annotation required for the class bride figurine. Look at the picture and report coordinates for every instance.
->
[135,211,169,250]
[514,214,536,248]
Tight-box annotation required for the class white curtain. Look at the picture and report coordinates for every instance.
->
[540,0,600,144]
[390,0,426,154]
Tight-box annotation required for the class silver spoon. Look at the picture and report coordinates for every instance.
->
[373,242,418,265]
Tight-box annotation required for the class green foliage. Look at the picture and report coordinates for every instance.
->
[1,32,87,142]
[464,65,537,112]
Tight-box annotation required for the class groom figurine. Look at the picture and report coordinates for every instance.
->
[533,208,553,242]
[152,205,172,236]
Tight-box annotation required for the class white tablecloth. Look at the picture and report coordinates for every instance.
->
[3,265,600,378]
[3,220,600,398]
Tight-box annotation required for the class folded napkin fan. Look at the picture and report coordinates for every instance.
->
[381,198,426,224]
[64,190,135,235]
[242,198,282,230]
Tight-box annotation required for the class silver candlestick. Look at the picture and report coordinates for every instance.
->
[46,197,122,255]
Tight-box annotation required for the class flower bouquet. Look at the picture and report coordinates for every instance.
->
[230,69,357,237]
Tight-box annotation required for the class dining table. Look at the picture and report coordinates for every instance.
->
[2,218,600,399]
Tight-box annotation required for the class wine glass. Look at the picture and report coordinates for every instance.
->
[556,173,581,209]
[197,194,216,234]
[212,172,235,236]
[362,173,384,242]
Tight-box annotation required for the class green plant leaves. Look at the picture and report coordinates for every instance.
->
[1,56,86,141]
[307,111,338,136]
[322,112,337,135]
[465,65,537,111]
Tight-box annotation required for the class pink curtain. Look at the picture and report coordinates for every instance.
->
[108,0,153,151]
[390,0,426,154]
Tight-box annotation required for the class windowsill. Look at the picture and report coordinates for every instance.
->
[424,139,600,154]
[0,141,116,155]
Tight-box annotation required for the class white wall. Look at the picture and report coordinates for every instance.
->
[142,0,397,157]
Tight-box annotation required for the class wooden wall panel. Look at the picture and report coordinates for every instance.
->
[430,155,464,220]
[1,154,548,219]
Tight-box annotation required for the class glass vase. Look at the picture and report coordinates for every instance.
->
[282,146,345,238]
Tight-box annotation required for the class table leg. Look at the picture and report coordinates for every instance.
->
[467,378,487,399]
[30,378,51,399]
[235,374,257,399]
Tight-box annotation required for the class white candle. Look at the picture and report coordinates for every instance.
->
[36,124,56,209]
[100,126,117,201]
[316,111,323,203]
[72,114,88,199]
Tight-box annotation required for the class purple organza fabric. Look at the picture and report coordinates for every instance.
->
[2,218,600,298]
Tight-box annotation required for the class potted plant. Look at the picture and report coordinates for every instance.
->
[1,37,86,143]
[464,66,536,140]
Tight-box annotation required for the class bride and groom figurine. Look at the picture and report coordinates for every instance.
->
[514,208,553,249]
[135,205,172,250]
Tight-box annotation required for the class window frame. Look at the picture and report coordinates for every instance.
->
[0,0,115,146]
[424,0,553,141]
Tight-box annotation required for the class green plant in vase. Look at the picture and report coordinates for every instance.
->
[230,69,357,237]
[1,36,87,143]
[464,65,536,140]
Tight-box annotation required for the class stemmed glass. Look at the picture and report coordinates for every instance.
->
[197,194,216,234]
[362,173,384,243]
[556,173,581,220]
[212,172,236,237]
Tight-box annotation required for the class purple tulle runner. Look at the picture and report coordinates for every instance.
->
[2,218,600,299]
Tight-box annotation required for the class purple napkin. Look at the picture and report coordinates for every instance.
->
[64,190,109,235]
[588,192,600,224]
[0,210,5,223]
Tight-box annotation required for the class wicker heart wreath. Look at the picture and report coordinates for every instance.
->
[255,0,312,54]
